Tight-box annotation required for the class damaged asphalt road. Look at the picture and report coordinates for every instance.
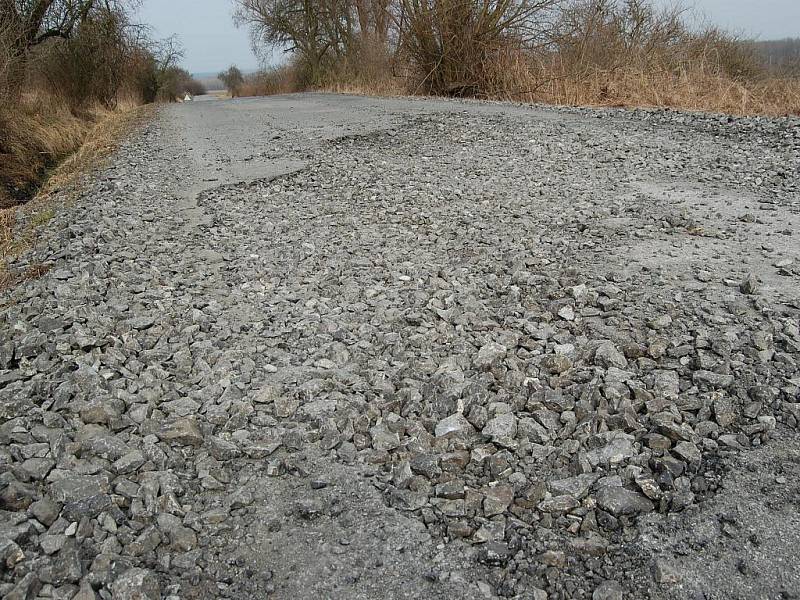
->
[1,93,799,599]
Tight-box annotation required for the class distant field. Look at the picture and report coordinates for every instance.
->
[195,75,224,92]
[193,69,261,93]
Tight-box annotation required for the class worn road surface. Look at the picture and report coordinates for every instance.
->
[1,94,799,600]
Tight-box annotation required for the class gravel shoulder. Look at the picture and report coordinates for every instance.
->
[0,93,798,600]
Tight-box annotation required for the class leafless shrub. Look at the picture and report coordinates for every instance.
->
[0,1,140,95]
[397,0,562,96]
[546,0,762,80]
[181,74,207,96]
[513,0,795,112]
[32,8,133,107]
[0,19,16,94]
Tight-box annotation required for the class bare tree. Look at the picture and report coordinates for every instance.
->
[219,64,245,96]
[233,0,358,84]
[1,1,97,59]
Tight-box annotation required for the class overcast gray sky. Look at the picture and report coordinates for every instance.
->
[137,0,800,74]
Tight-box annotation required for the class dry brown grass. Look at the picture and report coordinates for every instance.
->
[0,102,150,291]
[270,65,800,116]
[459,48,800,116]
[535,66,800,116]
[37,98,144,198]
[0,88,144,203]
[0,95,90,208]
[311,55,800,116]
[0,209,13,262]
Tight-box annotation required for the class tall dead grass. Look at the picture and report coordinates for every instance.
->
[496,0,800,115]
[461,42,800,115]
[529,63,800,115]
[0,102,148,290]
[0,94,91,208]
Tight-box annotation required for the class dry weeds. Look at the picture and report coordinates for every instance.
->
[315,63,800,116]
[1,96,88,208]
[537,68,800,116]
[471,49,800,116]
[0,104,151,291]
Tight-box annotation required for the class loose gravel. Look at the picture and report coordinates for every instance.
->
[0,93,798,600]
